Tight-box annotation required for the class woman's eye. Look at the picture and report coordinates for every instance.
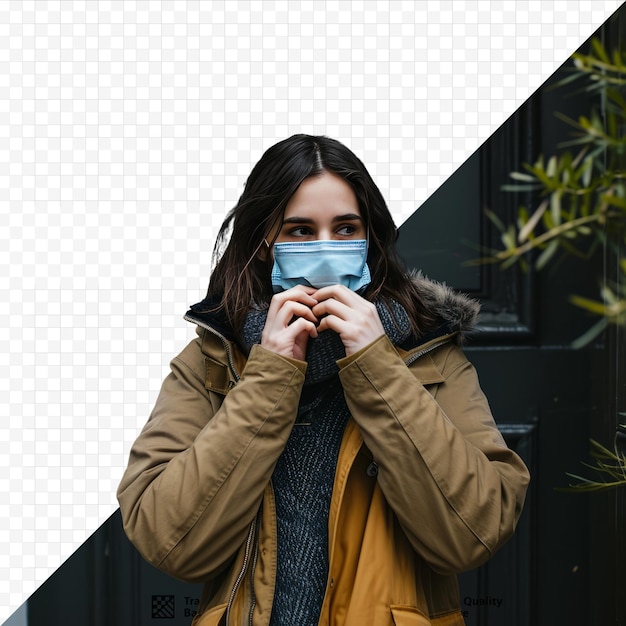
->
[337,224,357,236]
[289,226,313,237]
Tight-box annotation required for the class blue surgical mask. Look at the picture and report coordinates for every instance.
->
[271,239,371,292]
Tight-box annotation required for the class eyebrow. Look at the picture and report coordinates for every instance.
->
[282,213,363,224]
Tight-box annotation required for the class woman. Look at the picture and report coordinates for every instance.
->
[117,134,530,626]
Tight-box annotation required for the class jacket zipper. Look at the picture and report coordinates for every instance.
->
[225,519,256,625]
[246,513,262,626]
[404,336,452,367]
[183,314,241,383]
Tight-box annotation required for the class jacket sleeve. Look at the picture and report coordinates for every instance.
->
[116,337,306,583]
[337,335,530,575]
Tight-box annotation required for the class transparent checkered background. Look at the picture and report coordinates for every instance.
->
[0,0,622,621]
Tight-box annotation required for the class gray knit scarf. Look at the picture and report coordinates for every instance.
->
[242,300,411,626]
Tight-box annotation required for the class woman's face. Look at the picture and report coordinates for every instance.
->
[274,171,366,243]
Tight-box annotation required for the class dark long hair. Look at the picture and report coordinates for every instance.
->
[206,134,435,338]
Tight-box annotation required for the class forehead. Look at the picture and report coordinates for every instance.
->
[283,171,360,218]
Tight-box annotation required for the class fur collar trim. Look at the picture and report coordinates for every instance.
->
[410,270,480,339]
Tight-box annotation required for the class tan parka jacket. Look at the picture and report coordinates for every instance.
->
[117,276,530,626]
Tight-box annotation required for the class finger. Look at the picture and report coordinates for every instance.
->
[315,314,346,335]
[273,285,319,306]
[275,301,319,326]
[269,287,318,316]
[290,316,319,339]
[293,324,317,360]
[261,317,318,358]
[312,284,356,305]
[268,299,317,324]
[311,297,352,322]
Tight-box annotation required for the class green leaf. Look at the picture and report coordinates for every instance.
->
[591,38,611,64]
[518,199,548,243]
[570,295,607,315]
[602,193,626,210]
[501,184,543,193]
[501,225,517,251]
[529,163,556,189]
[536,239,560,270]
[550,191,562,226]
[611,48,626,68]
[552,69,586,89]
[581,156,593,188]
[484,209,505,232]
[566,472,597,485]
[509,171,537,182]
[542,206,555,230]
[570,317,607,349]
[607,88,626,112]
[599,284,620,306]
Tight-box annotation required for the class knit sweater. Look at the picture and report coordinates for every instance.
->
[242,300,412,624]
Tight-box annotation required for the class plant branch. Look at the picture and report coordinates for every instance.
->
[482,212,608,264]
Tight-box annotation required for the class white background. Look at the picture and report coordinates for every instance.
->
[1,0,623,621]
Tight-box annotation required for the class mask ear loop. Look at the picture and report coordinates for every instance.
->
[263,211,284,251]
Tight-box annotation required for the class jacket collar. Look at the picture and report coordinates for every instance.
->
[407,270,480,343]
[184,296,238,343]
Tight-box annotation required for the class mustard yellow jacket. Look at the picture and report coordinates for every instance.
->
[117,279,529,626]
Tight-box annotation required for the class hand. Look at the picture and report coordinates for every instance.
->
[311,285,385,357]
[261,286,319,361]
